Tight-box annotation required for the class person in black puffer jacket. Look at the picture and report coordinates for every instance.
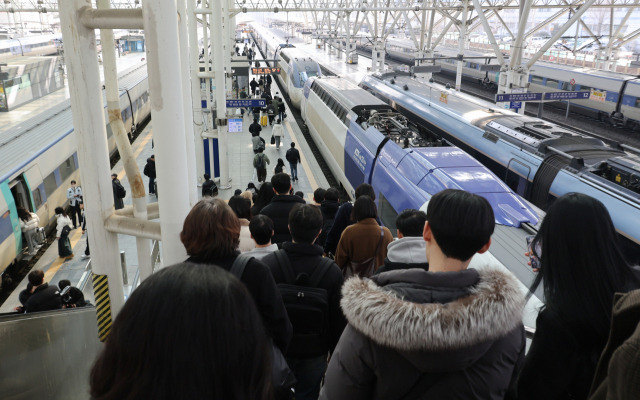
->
[260,173,305,245]
[317,188,340,248]
[320,189,526,400]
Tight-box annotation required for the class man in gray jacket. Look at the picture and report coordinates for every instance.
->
[320,189,526,400]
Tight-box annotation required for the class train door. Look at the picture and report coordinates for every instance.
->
[9,176,32,212]
[505,159,531,198]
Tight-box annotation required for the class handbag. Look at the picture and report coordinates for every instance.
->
[270,135,276,145]
[345,226,384,279]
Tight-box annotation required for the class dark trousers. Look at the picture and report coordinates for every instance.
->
[85,234,90,256]
[149,177,156,194]
[257,168,267,183]
[286,355,327,400]
[289,162,298,180]
[69,204,82,228]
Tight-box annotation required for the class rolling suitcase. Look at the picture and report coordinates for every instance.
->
[261,114,268,127]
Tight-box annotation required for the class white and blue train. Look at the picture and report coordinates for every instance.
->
[0,34,61,62]
[358,38,640,129]
[301,75,539,231]
[359,73,640,259]
[251,24,322,109]
[0,63,150,288]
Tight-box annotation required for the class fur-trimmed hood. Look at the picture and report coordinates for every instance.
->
[341,267,525,355]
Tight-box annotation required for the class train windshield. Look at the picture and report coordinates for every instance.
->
[299,69,319,84]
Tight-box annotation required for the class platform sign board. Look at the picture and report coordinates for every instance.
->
[228,118,243,133]
[251,67,281,75]
[226,99,266,108]
[589,89,607,103]
[544,91,590,101]
[496,92,543,102]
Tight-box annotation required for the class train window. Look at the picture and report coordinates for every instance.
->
[562,81,576,91]
[545,78,559,89]
[43,172,58,198]
[59,156,77,182]
[378,193,398,238]
[0,211,13,243]
[579,85,592,92]
[634,98,640,108]
[530,75,543,85]
[32,188,43,209]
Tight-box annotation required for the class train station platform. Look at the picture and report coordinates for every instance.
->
[0,83,330,312]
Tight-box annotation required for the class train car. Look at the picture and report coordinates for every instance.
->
[0,34,61,62]
[0,63,150,288]
[250,24,322,109]
[360,73,640,259]
[301,75,539,229]
[360,38,640,129]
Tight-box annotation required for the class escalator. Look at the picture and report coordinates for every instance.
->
[0,307,102,399]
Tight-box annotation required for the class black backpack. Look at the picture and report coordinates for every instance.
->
[143,162,151,177]
[274,250,334,358]
[255,154,265,169]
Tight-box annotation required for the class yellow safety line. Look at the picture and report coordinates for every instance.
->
[117,129,153,180]
[44,228,85,283]
[284,119,318,190]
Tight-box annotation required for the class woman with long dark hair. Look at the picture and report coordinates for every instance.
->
[90,262,273,400]
[180,197,291,353]
[54,206,73,260]
[517,193,640,399]
[251,182,275,217]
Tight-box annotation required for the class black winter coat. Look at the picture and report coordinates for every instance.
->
[112,179,125,210]
[144,158,156,179]
[320,267,526,400]
[259,195,306,244]
[262,242,346,357]
[24,283,62,313]
[317,200,340,247]
[187,253,292,352]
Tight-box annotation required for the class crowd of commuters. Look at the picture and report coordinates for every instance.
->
[84,182,640,400]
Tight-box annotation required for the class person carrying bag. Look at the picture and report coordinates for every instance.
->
[344,226,384,279]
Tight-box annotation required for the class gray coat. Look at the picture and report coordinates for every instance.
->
[320,265,526,400]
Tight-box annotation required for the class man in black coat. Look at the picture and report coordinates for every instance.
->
[262,204,345,400]
[21,270,62,313]
[249,77,258,96]
[111,173,126,210]
[249,118,262,136]
[143,155,156,195]
[260,173,305,244]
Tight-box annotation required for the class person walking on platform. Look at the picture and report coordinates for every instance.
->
[244,215,279,259]
[239,87,249,115]
[266,74,272,87]
[259,173,305,244]
[253,148,270,183]
[272,118,284,149]
[66,180,83,229]
[249,117,262,138]
[286,142,301,182]
[252,131,266,155]
[266,101,276,126]
[111,174,126,210]
[250,77,258,96]
[81,206,90,260]
[262,204,346,400]
[252,106,262,122]
[271,96,281,120]
[258,77,265,94]
[202,173,218,197]
[143,155,156,195]
[55,206,74,260]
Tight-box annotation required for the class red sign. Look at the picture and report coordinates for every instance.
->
[252,67,281,75]
[569,78,576,85]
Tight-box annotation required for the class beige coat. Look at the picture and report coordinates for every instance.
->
[238,218,255,252]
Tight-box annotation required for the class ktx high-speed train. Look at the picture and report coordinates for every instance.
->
[357,38,640,130]
[301,75,539,232]
[0,34,61,62]
[359,73,640,259]
[0,63,150,288]
[251,24,322,109]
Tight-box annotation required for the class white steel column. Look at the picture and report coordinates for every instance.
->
[211,0,231,188]
[59,0,125,314]
[188,0,206,187]
[455,0,468,91]
[177,0,198,206]
[97,0,153,282]
[142,0,190,265]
